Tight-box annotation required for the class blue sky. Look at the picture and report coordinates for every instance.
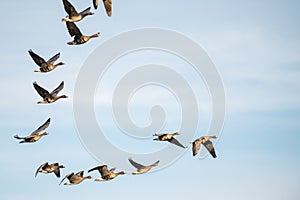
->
[1,0,300,199]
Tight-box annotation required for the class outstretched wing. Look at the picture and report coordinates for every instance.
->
[203,140,217,158]
[33,82,51,98]
[128,158,145,170]
[30,118,50,136]
[66,22,82,38]
[28,50,46,67]
[169,138,186,148]
[47,52,60,65]
[103,0,112,16]
[35,162,48,177]
[50,81,64,96]
[62,0,78,16]
[59,172,74,185]
[192,139,201,156]
[93,0,99,9]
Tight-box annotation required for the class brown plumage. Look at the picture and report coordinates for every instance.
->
[153,132,186,148]
[66,22,100,45]
[14,118,50,144]
[59,171,92,185]
[35,162,65,178]
[88,165,125,181]
[192,136,217,158]
[61,0,94,22]
[93,0,112,17]
[128,158,159,175]
[33,81,68,104]
[28,50,64,73]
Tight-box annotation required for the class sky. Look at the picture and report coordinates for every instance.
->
[1,0,300,199]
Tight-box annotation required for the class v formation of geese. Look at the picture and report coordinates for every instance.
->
[14,0,219,186]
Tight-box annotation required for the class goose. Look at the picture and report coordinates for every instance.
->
[128,158,159,175]
[66,22,100,45]
[93,0,112,17]
[28,50,64,73]
[35,162,65,178]
[33,81,68,104]
[61,0,94,22]
[14,118,50,144]
[191,135,217,158]
[59,171,92,185]
[88,165,125,181]
[153,132,186,148]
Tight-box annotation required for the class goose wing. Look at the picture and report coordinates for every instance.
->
[59,172,74,185]
[93,0,99,9]
[47,52,60,65]
[33,82,51,98]
[30,118,50,136]
[35,162,49,177]
[128,158,145,170]
[103,0,112,16]
[66,22,83,38]
[28,50,46,67]
[62,0,78,16]
[203,140,217,158]
[51,163,62,178]
[169,137,186,148]
[50,81,64,96]
[192,139,201,156]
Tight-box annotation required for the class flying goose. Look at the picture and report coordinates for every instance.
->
[14,118,50,144]
[128,158,159,175]
[93,0,112,17]
[153,132,186,148]
[33,81,68,104]
[59,171,92,185]
[35,162,65,178]
[66,22,100,45]
[88,165,125,181]
[191,136,217,158]
[61,0,94,22]
[28,50,64,73]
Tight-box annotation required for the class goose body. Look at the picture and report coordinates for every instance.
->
[66,22,100,45]
[60,171,92,185]
[62,0,94,22]
[153,132,186,148]
[128,158,159,175]
[192,135,217,158]
[28,50,64,73]
[93,0,112,17]
[88,165,125,181]
[14,118,50,144]
[35,162,65,178]
[33,81,68,104]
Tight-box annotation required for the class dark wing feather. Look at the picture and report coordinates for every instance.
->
[169,138,186,148]
[30,118,50,136]
[66,22,82,38]
[203,140,217,158]
[128,158,145,170]
[93,0,99,9]
[192,140,201,156]
[103,0,112,16]
[35,162,48,177]
[75,170,84,177]
[62,0,78,16]
[50,81,64,96]
[53,168,61,178]
[28,50,46,67]
[59,172,74,185]
[33,82,51,98]
[47,52,60,65]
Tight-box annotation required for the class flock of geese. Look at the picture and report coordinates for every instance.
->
[13,0,218,186]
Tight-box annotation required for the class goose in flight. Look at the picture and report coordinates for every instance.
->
[59,171,92,185]
[66,22,100,45]
[35,162,65,178]
[128,158,159,175]
[93,0,112,17]
[33,81,68,104]
[28,50,64,73]
[61,0,94,22]
[192,135,217,158]
[88,165,125,181]
[153,132,186,149]
[14,118,50,144]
